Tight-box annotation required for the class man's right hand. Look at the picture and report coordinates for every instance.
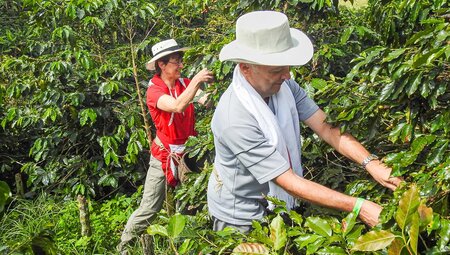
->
[359,200,382,227]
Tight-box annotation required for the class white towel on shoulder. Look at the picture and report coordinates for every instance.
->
[231,66,302,210]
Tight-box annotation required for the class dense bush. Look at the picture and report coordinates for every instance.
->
[1,0,448,254]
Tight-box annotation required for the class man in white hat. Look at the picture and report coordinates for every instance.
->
[119,38,213,252]
[207,11,403,233]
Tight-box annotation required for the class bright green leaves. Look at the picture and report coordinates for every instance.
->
[0,181,12,212]
[168,213,186,238]
[98,80,119,95]
[352,230,396,251]
[396,185,420,230]
[305,216,332,237]
[269,215,287,251]
[79,108,97,126]
[98,136,119,166]
[147,213,187,254]
[30,138,50,162]
[352,184,436,254]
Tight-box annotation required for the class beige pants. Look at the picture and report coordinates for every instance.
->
[118,156,167,251]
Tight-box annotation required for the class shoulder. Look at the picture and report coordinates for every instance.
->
[212,87,258,133]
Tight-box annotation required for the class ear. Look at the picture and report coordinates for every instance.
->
[157,60,165,69]
[239,63,251,75]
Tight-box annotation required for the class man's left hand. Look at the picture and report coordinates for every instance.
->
[366,160,404,191]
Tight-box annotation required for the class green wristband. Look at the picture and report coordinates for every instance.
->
[352,198,365,216]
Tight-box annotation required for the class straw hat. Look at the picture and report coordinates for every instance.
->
[145,39,190,70]
[219,11,313,66]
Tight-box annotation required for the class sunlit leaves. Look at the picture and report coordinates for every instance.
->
[305,216,332,237]
[269,215,287,251]
[352,230,396,251]
[79,108,97,126]
[98,136,119,166]
[396,184,420,229]
[167,213,186,238]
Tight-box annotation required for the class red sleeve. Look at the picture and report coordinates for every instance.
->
[146,84,166,109]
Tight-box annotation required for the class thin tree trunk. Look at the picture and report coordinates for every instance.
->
[140,234,153,255]
[128,28,153,148]
[77,195,92,236]
[14,173,24,198]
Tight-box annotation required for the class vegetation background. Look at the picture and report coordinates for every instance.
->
[0,0,448,254]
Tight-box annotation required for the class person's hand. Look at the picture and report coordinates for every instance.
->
[191,68,214,86]
[358,200,382,227]
[366,160,404,191]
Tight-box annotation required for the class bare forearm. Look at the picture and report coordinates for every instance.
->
[275,169,382,226]
[278,171,355,212]
[173,82,201,112]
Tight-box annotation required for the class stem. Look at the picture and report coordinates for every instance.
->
[170,239,179,255]
[128,28,153,148]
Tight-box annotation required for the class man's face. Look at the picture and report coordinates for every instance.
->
[240,63,291,98]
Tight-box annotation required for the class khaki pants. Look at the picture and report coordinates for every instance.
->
[118,156,167,251]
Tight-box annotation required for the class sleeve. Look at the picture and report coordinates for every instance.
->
[146,84,166,109]
[287,79,320,121]
[221,119,290,184]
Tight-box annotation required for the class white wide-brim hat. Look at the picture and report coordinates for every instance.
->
[219,11,314,66]
[145,39,190,70]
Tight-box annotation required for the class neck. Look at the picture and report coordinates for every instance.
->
[160,74,176,89]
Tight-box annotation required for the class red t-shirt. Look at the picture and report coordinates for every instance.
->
[146,74,197,161]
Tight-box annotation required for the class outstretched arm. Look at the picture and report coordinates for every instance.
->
[274,169,382,226]
[157,68,214,113]
[303,109,403,191]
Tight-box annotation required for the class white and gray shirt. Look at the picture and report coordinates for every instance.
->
[207,79,319,226]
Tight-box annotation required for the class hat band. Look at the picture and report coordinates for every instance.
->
[153,45,182,57]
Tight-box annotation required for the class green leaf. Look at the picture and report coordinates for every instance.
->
[294,234,322,249]
[382,48,407,63]
[426,140,448,166]
[270,214,287,251]
[340,26,354,44]
[388,238,405,255]
[167,213,186,238]
[0,181,12,212]
[79,108,97,126]
[437,219,450,249]
[379,82,396,101]
[352,230,396,251]
[396,184,420,230]
[178,239,193,254]
[406,72,423,96]
[316,246,347,254]
[289,210,303,226]
[408,213,419,255]
[147,224,168,237]
[418,203,433,228]
[342,212,358,237]
[311,78,328,90]
[305,216,332,237]
[410,135,435,155]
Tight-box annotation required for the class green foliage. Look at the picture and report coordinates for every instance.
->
[0,181,12,213]
[0,194,60,254]
[1,0,449,254]
[352,184,448,254]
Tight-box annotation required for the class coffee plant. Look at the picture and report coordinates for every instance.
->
[1,0,448,254]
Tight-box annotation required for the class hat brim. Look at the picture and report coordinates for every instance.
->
[145,47,190,70]
[219,29,313,66]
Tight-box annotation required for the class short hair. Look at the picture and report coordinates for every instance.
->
[155,52,184,75]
